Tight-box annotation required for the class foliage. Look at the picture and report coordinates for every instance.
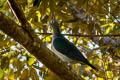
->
[0,0,120,79]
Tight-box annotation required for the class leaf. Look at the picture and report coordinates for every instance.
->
[73,37,77,42]
[1,57,9,70]
[107,71,113,79]
[8,69,14,80]
[98,77,104,80]
[15,60,24,78]
[76,0,86,8]
[46,36,51,42]
[10,40,16,45]
[40,0,48,16]
[72,24,79,34]
[117,27,120,32]
[36,11,41,22]
[56,8,73,21]
[101,23,115,34]
[0,68,4,79]
[49,0,55,14]
[21,69,29,79]
[28,57,35,66]
[114,48,120,56]
[0,34,4,41]
[104,27,111,34]
[30,68,39,80]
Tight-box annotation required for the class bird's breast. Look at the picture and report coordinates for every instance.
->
[51,45,72,63]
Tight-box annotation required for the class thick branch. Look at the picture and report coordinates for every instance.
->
[7,0,26,24]
[0,12,83,80]
[7,0,36,40]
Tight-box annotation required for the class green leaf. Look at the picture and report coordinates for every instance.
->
[49,0,55,14]
[117,27,120,32]
[0,68,4,79]
[1,57,10,70]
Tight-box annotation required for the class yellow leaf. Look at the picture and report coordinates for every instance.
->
[46,37,51,42]
[28,58,35,66]
[36,11,41,22]
[100,18,106,21]
[73,37,77,42]
[107,71,113,78]
[101,23,115,34]
[100,24,109,28]
[61,26,65,30]
[8,70,14,80]
[98,77,104,80]
[105,27,111,34]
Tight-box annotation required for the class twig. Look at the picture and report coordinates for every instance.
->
[37,33,120,37]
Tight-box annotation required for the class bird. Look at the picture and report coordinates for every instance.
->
[49,18,98,71]
[33,0,41,7]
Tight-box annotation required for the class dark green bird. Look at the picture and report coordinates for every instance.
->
[49,19,98,71]
[33,0,41,7]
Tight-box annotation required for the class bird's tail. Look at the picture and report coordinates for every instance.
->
[81,58,98,71]
[87,62,98,71]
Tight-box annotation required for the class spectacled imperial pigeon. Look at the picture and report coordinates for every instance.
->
[49,19,97,71]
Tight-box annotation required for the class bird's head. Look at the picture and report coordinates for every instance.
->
[49,18,60,29]
[49,17,62,36]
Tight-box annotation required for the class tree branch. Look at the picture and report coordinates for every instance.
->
[36,32,120,37]
[7,0,36,40]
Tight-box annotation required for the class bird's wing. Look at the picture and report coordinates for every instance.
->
[52,36,87,63]
[52,37,98,70]
[33,0,41,7]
